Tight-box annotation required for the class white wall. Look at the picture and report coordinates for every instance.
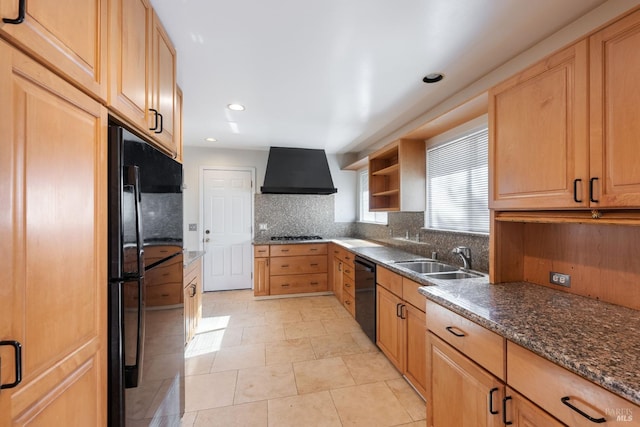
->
[182,147,356,250]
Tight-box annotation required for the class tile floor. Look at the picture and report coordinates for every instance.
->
[181,290,426,426]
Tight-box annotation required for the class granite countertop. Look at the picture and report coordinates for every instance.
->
[183,250,205,267]
[328,238,640,406]
[418,281,640,406]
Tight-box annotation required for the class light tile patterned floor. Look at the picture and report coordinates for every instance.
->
[181,290,426,426]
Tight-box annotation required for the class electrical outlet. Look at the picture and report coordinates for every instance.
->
[549,272,571,288]
[259,223,268,231]
[188,223,197,231]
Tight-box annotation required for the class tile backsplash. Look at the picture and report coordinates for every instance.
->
[254,194,354,238]
[254,195,489,272]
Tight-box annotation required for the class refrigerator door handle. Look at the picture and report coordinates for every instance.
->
[125,166,145,276]
[124,277,145,389]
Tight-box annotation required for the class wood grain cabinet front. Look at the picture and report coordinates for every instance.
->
[0,40,107,426]
[490,8,640,210]
[107,0,178,158]
[253,243,328,296]
[376,267,427,397]
[0,0,108,101]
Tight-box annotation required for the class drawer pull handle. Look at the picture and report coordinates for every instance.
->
[345,283,351,287]
[489,387,499,415]
[589,177,600,203]
[281,249,289,252]
[560,397,606,423]
[345,300,351,305]
[281,284,290,287]
[446,326,465,337]
[2,0,26,24]
[573,178,582,203]
[0,340,22,389]
[345,269,351,274]
[310,263,318,267]
[503,396,513,425]
[281,264,289,268]
[310,248,318,251]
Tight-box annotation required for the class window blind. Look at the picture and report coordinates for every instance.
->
[426,128,489,234]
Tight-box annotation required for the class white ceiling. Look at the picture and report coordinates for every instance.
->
[150,0,607,154]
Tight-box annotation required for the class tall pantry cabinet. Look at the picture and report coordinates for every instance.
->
[0,0,180,424]
[0,40,108,426]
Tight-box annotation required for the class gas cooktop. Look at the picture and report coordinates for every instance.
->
[270,235,324,241]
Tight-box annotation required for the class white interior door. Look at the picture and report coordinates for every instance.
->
[202,169,253,291]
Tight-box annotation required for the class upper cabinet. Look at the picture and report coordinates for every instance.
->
[0,0,107,101]
[108,0,152,133]
[149,9,176,155]
[490,8,640,210]
[489,40,589,210]
[107,0,178,158]
[589,9,640,207]
[369,139,425,212]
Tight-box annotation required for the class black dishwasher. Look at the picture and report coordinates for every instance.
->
[354,256,376,344]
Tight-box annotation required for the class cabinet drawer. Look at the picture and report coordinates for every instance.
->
[343,292,355,317]
[402,278,425,312]
[343,275,355,297]
[270,243,327,257]
[270,255,327,275]
[507,342,639,426]
[377,266,402,297]
[146,283,182,306]
[270,274,328,295]
[343,261,355,280]
[254,245,269,257]
[426,300,505,380]
[144,245,181,264]
[146,259,183,284]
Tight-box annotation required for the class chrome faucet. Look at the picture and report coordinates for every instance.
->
[452,246,472,270]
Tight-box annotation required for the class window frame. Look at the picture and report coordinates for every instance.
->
[358,168,388,224]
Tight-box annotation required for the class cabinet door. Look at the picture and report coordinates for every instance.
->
[254,257,270,296]
[0,41,107,426]
[376,285,404,371]
[590,9,640,207]
[108,0,152,132]
[404,304,426,398]
[150,10,176,156]
[427,333,504,427]
[505,388,565,427]
[490,40,589,209]
[0,0,107,100]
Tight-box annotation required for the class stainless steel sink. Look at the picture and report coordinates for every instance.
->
[424,271,484,280]
[393,260,458,274]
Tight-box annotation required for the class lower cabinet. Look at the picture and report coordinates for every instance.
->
[427,333,505,427]
[183,258,202,344]
[253,243,328,296]
[505,387,565,427]
[376,267,427,397]
[426,299,640,427]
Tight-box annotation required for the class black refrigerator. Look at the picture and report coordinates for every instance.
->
[108,119,184,426]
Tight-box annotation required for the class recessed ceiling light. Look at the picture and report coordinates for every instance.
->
[423,73,444,83]
[205,137,217,142]
[227,103,245,111]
